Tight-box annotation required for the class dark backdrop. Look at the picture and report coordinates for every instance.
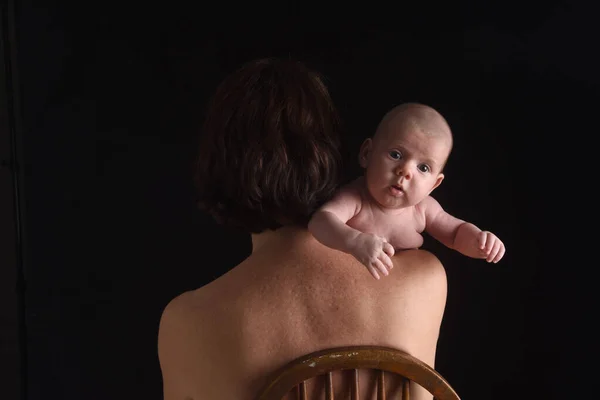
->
[2,1,597,399]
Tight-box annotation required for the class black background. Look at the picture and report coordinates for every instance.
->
[3,1,598,399]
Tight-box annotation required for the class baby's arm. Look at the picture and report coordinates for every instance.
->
[308,185,363,254]
[308,185,395,279]
[421,196,505,263]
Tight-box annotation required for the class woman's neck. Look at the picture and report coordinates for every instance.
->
[250,225,310,254]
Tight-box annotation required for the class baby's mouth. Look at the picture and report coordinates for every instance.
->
[389,185,404,196]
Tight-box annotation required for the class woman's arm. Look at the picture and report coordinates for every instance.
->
[157,292,197,400]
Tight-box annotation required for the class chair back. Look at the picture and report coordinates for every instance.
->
[255,346,460,400]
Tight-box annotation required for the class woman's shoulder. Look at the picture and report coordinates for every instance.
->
[157,288,217,366]
[157,290,196,382]
[159,286,214,324]
[158,288,215,342]
[158,290,196,337]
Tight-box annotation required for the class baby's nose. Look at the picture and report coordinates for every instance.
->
[395,164,412,178]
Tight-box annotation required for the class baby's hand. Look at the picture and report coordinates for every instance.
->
[350,233,395,280]
[477,231,505,263]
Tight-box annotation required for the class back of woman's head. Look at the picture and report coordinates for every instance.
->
[194,58,342,233]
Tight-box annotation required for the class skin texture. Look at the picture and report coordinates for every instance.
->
[158,226,448,400]
[308,103,505,280]
[159,62,454,400]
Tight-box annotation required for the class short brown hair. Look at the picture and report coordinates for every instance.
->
[194,58,342,233]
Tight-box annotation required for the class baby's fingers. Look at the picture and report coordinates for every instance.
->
[367,264,381,280]
[383,242,395,259]
[492,243,505,263]
[373,258,390,278]
[380,253,394,272]
[486,240,500,262]
[478,231,488,250]
[484,234,497,254]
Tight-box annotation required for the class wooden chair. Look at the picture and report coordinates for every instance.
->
[255,346,460,400]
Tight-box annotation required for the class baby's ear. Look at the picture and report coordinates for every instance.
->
[358,138,372,168]
[429,173,445,194]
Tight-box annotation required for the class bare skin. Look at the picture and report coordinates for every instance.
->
[158,225,448,400]
[309,103,506,280]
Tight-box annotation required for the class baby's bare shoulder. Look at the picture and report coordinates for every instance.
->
[319,178,365,216]
[415,196,443,215]
[339,177,365,196]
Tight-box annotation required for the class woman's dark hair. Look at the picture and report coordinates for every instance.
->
[194,58,342,233]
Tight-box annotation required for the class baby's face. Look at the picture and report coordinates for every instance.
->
[359,120,451,210]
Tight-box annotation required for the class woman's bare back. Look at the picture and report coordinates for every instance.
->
[158,226,448,400]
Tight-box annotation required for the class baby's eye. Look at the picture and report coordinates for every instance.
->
[418,164,431,173]
[389,151,402,160]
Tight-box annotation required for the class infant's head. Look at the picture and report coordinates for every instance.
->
[358,103,453,210]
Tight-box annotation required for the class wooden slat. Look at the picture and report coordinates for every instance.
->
[351,369,359,400]
[296,381,307,400]
[402,378,410,400]
[326,372,334,400]
[377,370,385,400]
[254,346,461,400]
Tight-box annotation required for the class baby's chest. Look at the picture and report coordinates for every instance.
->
[347,206,425,250]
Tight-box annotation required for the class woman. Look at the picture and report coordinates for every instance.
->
[157,58,448,400]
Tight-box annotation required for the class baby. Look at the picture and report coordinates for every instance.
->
[308,102,506,279]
